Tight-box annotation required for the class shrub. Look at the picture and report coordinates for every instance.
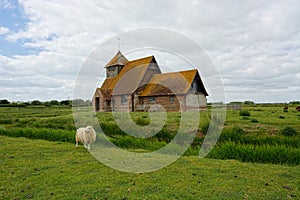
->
[135,117,150,126]
[280,126,298,137]
[244,100,255,105]
[232,126,245,135]
[31,100,42,105]
[191,136,203,146]
[200,122,210,135]
[239,110,250,116]
[250,118,258,123]
[219,126,245,142]
[155,128,172,143]
[0,99,10,104]
[242,116,250,120]
[0,119,13,124]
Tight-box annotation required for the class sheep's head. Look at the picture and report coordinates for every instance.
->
[85,126,94,133]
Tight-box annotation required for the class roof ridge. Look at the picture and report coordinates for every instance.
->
[126,55,154,63]
[151,68,197,77]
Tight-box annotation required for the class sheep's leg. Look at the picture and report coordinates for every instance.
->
[75,135,78,147]
[87,144,90,151]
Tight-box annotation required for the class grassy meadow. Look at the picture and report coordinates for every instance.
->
[0,104,300,199]
[1,136,300,199]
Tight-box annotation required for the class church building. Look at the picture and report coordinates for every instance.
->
[93,51,208,112]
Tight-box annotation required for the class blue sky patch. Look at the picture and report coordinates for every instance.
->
[0,0,39,57]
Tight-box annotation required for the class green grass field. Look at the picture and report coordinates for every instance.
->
[0,105,300,199]
[1,136,299,199]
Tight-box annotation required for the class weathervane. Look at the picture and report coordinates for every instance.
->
[117,37,120,51]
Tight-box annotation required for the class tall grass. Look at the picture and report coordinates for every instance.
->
[109,135,166,151]
[99,122,174,143]
[0,127,75,143]
[216,125,300,147]
[208,142,300,165]
[99,122,127,136]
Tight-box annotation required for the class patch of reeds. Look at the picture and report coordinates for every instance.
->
[207,142,300,165]
[0,127,75,143]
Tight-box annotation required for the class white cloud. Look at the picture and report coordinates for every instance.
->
[0,27,9,35]
[0,0,299,102]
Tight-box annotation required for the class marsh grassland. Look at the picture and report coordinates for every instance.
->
[0,105,300,199]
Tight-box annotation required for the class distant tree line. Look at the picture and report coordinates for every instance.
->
[228,100,300,106]
[289,101,300,105]
[0,99,92,107]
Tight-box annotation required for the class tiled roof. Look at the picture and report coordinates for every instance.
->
[100,55,154,98]
[140,69,208,96]
[105,51,128,68]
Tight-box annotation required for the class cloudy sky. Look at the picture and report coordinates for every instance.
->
[0,0,299,103]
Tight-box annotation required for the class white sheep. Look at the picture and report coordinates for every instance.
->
[76,126,96,151]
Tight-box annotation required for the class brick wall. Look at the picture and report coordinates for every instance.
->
[93,91,207,112]
[139,95,181,111]
[139,93,207,112]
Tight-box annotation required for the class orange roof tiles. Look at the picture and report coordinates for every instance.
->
[100,55,154,99]
[140,69,197,96]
